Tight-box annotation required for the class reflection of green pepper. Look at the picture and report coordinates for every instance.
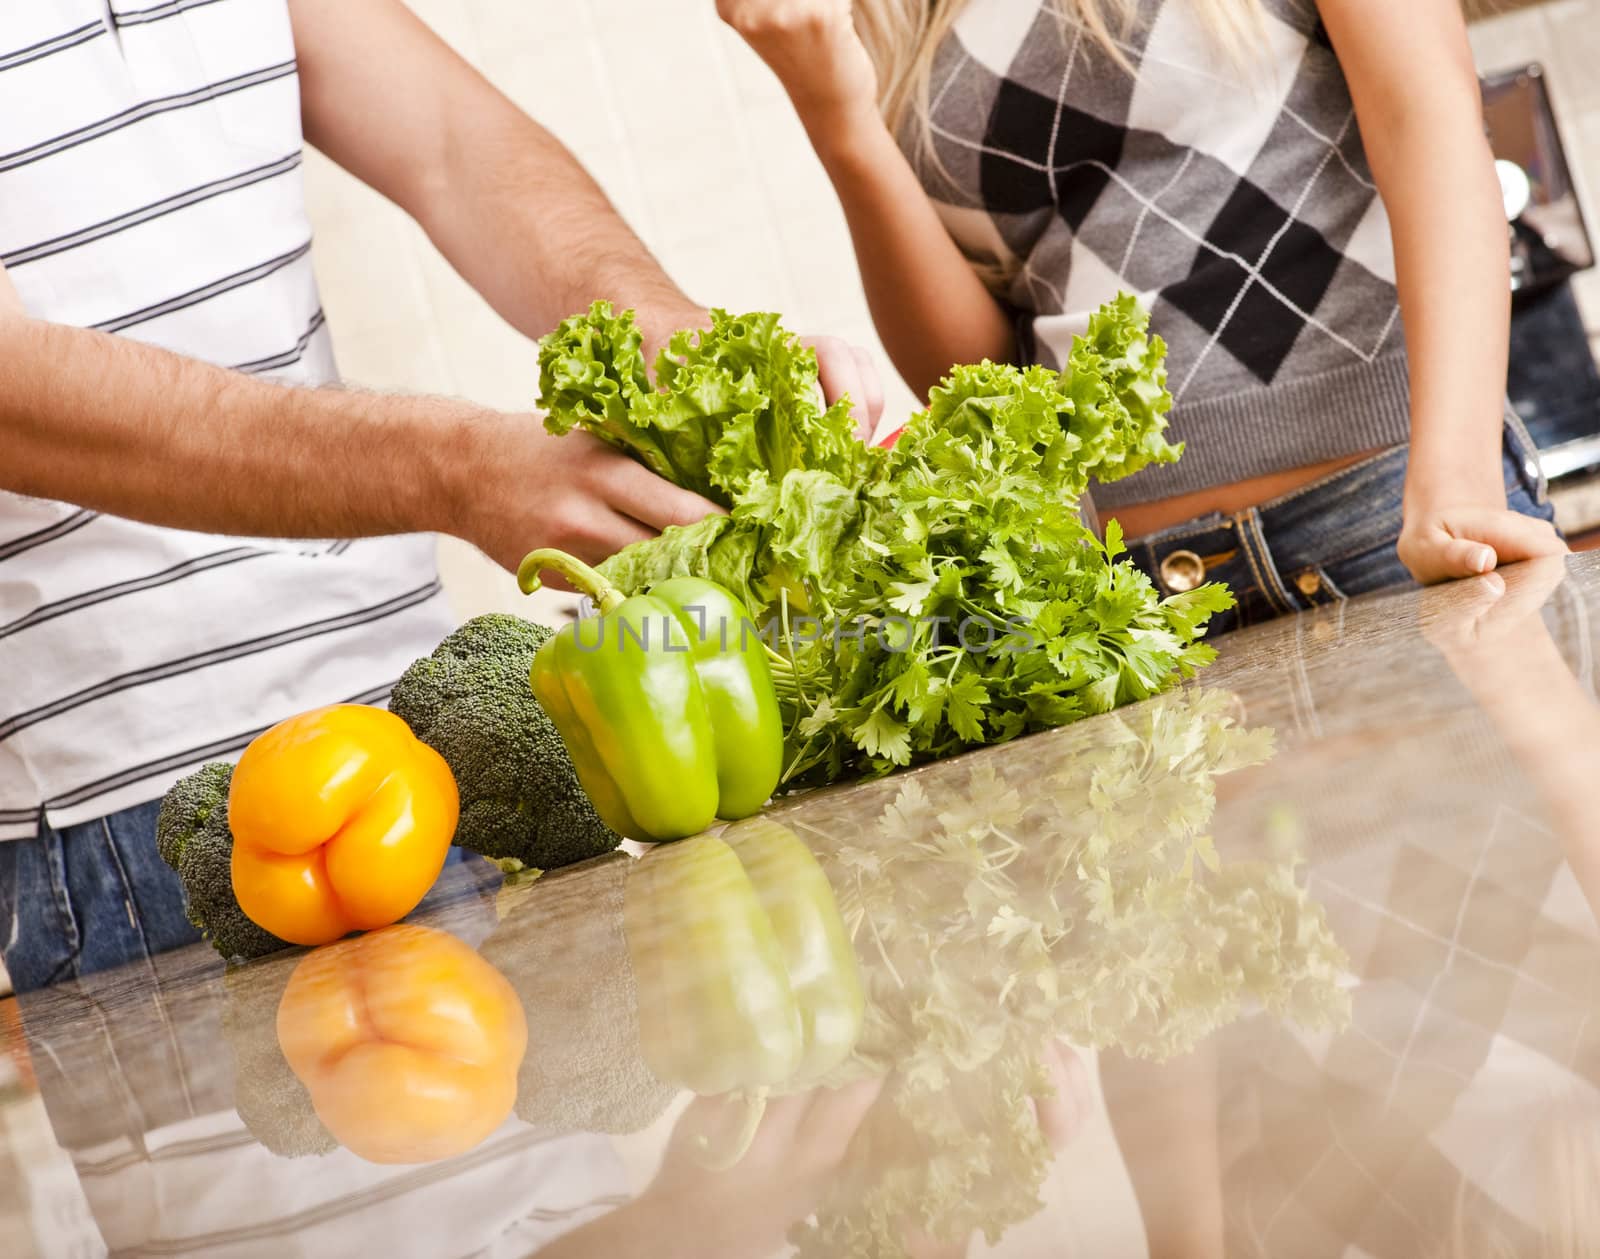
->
[724,818,864,1086]
[625,834,803,1096]
[518,549,783,842]
[624,825,865,1165]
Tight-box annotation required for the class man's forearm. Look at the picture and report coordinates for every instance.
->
[2,317,474,540]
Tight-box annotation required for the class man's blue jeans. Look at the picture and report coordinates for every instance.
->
[0,800,200,994]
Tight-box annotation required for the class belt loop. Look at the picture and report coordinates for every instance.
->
[1503,405,1549,502]
[1234,508,1299,616]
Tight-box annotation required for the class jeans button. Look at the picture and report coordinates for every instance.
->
[1159,550,1206,593]
[1295,571,1322,599]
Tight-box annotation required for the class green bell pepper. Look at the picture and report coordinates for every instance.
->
[517,548,784,843]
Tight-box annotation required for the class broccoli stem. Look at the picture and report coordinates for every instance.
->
[518,548,626,613]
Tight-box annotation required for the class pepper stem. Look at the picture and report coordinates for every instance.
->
[517,548,627,614]
[690,1088,769,1171]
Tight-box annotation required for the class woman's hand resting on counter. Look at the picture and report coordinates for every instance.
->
[1397,502,1567,586]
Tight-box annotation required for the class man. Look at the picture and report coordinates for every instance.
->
[0,0,882,991]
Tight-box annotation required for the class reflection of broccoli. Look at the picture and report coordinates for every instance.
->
[481,854,674,1137]
[222,957,336,1159]
[156,763,287,963]
[390,615,621,875]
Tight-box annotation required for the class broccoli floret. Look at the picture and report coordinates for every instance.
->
[390,613,622,874]
[155,762,289,963]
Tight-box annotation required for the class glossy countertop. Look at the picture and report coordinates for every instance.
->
[4,553,1599,1259]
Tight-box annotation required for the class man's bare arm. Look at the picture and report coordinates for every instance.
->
[0,299,716,570]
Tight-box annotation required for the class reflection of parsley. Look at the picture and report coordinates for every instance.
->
[781,689,1349,1258]
[542,297,1236,789]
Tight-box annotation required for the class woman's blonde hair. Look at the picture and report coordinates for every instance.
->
[857,0,1267,140]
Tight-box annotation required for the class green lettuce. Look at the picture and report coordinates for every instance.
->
[538,296,1233,788]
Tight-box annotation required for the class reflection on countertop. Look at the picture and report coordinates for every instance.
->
[4,554,1600,1259]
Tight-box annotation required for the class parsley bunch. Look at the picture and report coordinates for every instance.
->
[539,297,1234,788]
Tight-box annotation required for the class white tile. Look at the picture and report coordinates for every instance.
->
[436,534,586,623]
[1467,9,1554,76]
[331,316,456,395]
[301,145,401,232]
[458,0,566,63]
[1545,0,1600,113]
[630,133,771,254]
[486,44,624,158]
[604,9,739,143]
[310,211,433,344]
[402,0,485,63]
[659,233,794,317]
[431,298,545,414]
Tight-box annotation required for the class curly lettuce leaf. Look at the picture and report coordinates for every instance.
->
[539,304,869,505]
[558,296,1232,789]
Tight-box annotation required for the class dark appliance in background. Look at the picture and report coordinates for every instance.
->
[1482,65,1600,507]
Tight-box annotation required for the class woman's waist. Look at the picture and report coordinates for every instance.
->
[1106,449,1387,540]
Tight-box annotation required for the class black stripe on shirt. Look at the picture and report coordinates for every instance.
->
[0,60,297,175]
[113,0,232,28]
[0,509,99,563]
[3,151,303,269]
[0,546,271,641]
[40,679,409,813]
[92,238,312,334]
[0,806,40,824]
[230,306,326,374]
[0,580,443,743]
[0,20,105,74]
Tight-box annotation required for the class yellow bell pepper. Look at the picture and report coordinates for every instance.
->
[275,924,527,1164]
[228,704,458,946]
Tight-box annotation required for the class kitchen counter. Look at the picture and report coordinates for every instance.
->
[4,554,1599,1259]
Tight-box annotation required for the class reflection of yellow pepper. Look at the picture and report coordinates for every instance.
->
[229,704,458,945]
[276,924,527,1165]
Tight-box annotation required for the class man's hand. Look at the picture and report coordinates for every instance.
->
[464,420,720,573]
[1397,504,1567,585]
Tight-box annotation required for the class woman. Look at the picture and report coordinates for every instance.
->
[718,0,1567,633]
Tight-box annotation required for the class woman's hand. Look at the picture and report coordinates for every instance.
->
[1397,503,1567,585]
[716,1,879,132]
